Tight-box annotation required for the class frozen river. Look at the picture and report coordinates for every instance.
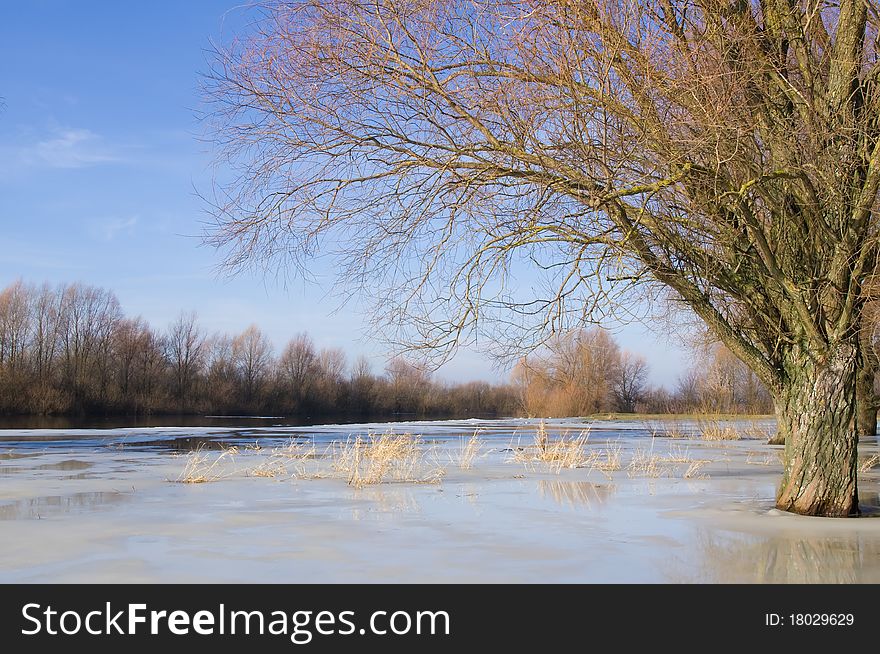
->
[1,417,879,583]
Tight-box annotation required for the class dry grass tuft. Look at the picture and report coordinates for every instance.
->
[627,448,666,478]
[510,423,592,472]
[271,439,318,460]
[335,432,445,488]
[592,442,623,476]
[745,451,775,466]
[741,423,775,441]
[248,459,288,478]
[683,459,710,479]
[662,444,695,463]
[269,439,330,479]
[859,453,880,473]
[626,443,711,479]
[647,420,690,439]
[454,431,484,470]
[699,420,741,441]
[175,444,238,483]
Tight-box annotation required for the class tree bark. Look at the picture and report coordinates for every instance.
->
[774,343,860,517]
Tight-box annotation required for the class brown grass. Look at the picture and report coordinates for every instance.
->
[625,443,712,479]
[173,432,449,487]
[454,431,484,470]
[647,420,690,439]
[175,444,238,483]
[741,423,775,441]
[627,448,666,478]
[683,459,710,479]
[662,444,696,463]
[859,453,880,473]
[592,442,623,476]
[271,440,318,460]
[745,451,775,466]
[248,459,288,478]
[698,420,741,441]
[268,439,333,479]
[510,422,592,472]
[334,432,446,488]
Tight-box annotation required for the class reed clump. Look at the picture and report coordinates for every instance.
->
[510,422,592,473]
[454,431,484,470]
[248,459,288,478]
[175,444,238,483]
[699,420,741,441]
[859,453,880,474]
[626,444,711,479]
[683,459,710,479]
[334,432,446,488]
[647,420,690,439]
[741,423,775,441]
[745,451,775,466]
[627,448,666,478]
[592,442,623,476]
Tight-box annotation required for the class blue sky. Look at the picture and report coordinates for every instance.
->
[0,1,689,386]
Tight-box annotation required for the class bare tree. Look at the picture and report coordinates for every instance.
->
[28,283,64,412]
[166,311,206,409]
[204,1,880,516]
[0,280,33,412]
[205,333,237,408]
[348,354,377,414]
[509,328,621,416]
[351,354,372,382]
[30,283,62,387]
[311,346,347,408]
[58,283,122,408]
[385,356,430,414]
[676,343,773,414]
[278,332,318,401]
[613,352,649,413]
[675,370,702,412]
[0,280,32,379]
[114,318,147,401]
[114,317,166,412]
[232,324,274,404]
[0,277,517,418]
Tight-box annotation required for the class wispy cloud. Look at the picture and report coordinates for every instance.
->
[90,216,139,241]
[0,124,205,178]
[23,127,119,169]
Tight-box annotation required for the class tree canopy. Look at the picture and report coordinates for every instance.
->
[204,1,880,515]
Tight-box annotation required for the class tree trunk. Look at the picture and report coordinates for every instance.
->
[856,365,877,437]
[774,342,860,517]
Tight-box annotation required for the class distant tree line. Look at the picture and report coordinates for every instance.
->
[0,280,515,418]
[0,280,774,419]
